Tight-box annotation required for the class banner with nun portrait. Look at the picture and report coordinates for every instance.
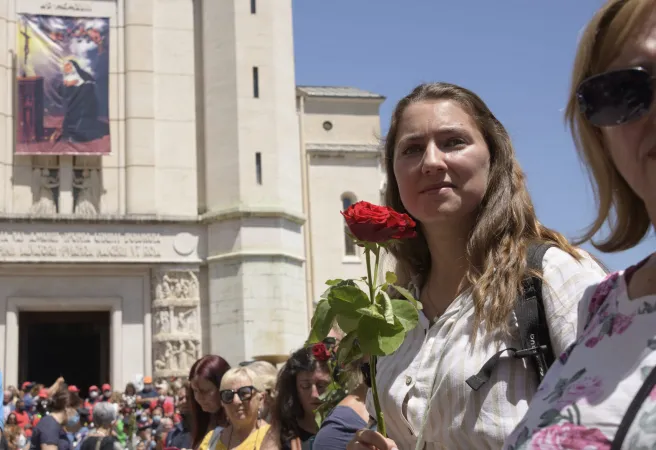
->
[16,14,110,155]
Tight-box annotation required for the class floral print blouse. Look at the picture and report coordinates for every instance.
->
[503,257,656,450]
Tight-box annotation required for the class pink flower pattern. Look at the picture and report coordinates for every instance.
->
[585,336,601,348]
[611,313,634,334]
[530,423,611,450]
[650,385,656,401]
[556,376,604,408]
[587,273,619,317]
[505,258,656,450]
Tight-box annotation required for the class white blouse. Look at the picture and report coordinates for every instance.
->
[367,247,607,450]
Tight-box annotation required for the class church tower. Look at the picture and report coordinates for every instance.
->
[196,0,308,362]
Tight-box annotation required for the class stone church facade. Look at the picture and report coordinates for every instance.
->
[0,0,384,388]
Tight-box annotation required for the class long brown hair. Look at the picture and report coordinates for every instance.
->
[187,355,231,448]
[384,82,580,339]
[565,0,653,252]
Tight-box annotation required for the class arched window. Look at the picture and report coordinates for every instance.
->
[341,194,357,256]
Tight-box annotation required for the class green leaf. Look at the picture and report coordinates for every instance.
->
[328,285,371,317]
[336,331,361,365]
[391,299,419,331]
[391,284,422,310]
[306,299,335,344]
[356,304,386,321]
[385,271,397,284]
[377,290,395,325]
[357,316,405,356]
[326,279,344,286]
[336,314,359,334]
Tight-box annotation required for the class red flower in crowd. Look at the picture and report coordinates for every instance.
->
[312,343,331,361]
[341,201,416,243]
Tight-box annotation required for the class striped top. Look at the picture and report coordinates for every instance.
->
[367,247,607,450]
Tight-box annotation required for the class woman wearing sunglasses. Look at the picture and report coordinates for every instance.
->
[504,1,656,449]
[207,367,269,450]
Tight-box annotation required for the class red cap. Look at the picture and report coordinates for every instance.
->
[68,386,80,393]
[38,389,48,398]
[22,382,31,389]
[101,384,111,392]
[89,385,99,392]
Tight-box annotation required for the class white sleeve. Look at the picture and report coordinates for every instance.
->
[540,247,607,356]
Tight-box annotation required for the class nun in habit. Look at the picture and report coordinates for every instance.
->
[52,58,109,143]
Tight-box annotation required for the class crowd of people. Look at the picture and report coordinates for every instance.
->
[2,0,656,449]
[0,342,348,450]
[1,376,190,450]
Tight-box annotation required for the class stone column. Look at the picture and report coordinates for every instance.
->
[151,267,201,378]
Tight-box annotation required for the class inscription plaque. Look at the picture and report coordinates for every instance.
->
[0,231,162,259]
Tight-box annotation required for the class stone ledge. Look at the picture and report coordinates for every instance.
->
[0,206,307,225]
[306,143,382,157]
[152,334,200,343]
[0,212,199,224]
[201,206,306,225]
[206,250,305,264]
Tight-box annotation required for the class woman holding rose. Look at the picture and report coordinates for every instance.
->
[347,82,607,450]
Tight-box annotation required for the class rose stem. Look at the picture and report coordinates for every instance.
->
[365,246,386,436]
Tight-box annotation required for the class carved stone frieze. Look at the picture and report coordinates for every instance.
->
[152,269,200,308]
[152,338,201,378]
[151,268,201,378]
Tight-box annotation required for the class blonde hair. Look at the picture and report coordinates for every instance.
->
[565,0,653,252]
[384,82,581,340]
[247,361,278,393]
[220,366,265,393]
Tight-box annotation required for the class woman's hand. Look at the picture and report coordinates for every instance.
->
[347,430,398,450]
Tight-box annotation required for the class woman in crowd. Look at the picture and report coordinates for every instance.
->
[504,1,656,448]
[188,355,231,450]
[347,81,608,450]
[202,367,269,450]
[313,356,372,450]
[4,425,27,450]
[30,384,81,450]
[245,362,278,422]
[122,384,137,410]
[264,346,332,449]
[6,414,18,428]
[78,403,121,450]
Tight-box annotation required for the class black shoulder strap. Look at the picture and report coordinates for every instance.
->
[466,242,554,391]
[611,365,656,450]
[516,242,555,381]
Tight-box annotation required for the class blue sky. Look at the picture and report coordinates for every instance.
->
[292,0,654,271]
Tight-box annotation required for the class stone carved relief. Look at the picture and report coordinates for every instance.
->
[30,168,59,214]
[73,168,101,216]
[152,339,200,377]
[153,306,198,336]
[153,270,199,306]
[152,269,201,377]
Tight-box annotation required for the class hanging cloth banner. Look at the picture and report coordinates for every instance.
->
[16,14,111,155]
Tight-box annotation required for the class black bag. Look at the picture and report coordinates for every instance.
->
[466,242,555,390]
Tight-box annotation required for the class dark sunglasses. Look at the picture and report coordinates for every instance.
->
[219,386,256,404]
[577,66,656,127]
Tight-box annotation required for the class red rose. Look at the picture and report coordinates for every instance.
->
[311,343,331,361]
[341,201,417,243]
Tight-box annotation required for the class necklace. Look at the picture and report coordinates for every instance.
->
[225,421,261,450]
